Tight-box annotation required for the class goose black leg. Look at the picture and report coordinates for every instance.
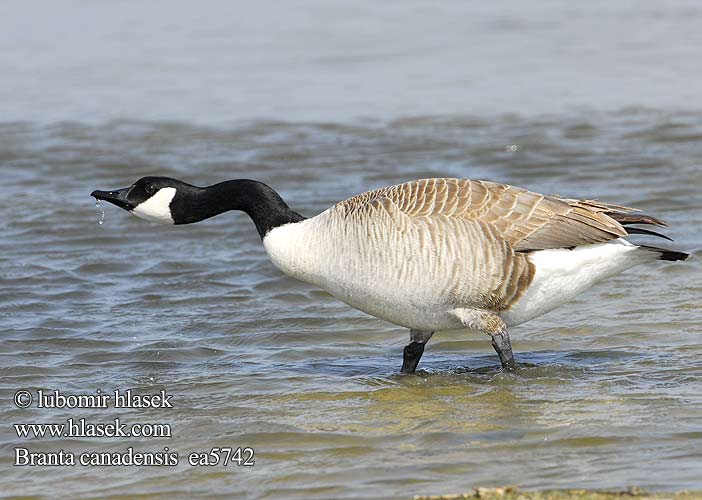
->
[490,329,516,371]
[400,330,434,373]
[401,342,425,373]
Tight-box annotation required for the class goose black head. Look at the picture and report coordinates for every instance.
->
[91,176,190,224]
[91,176,306,236]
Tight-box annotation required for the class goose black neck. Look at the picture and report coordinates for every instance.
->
[171,179,306,238]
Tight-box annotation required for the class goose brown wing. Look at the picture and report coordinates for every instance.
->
[337,178,639,251]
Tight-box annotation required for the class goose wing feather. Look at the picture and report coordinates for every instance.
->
[337,178,637,251]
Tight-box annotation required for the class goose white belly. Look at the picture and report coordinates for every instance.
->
[313,273,463,331]
[262,216,468,330]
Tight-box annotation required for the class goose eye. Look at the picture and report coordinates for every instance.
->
[145,184,155,195]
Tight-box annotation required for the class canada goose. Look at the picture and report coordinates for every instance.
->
[91,177,688,372]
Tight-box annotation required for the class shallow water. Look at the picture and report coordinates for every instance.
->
[0,112,700,499]
[3,0,702,497]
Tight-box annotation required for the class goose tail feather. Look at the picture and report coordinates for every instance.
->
[605,211,677,242]
[608,212,668,227]
[624,227,675,241]
[637,245,690,262]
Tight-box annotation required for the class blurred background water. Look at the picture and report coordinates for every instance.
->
[1,1,701,499]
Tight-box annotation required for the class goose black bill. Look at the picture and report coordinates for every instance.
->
[91,187,134,211]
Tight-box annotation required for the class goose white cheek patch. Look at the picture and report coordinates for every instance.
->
[131,187,177,224]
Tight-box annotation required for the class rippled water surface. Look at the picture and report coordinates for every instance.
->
[0,111,700,499]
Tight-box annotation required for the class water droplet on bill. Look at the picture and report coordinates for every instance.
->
[95,200,105,225]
